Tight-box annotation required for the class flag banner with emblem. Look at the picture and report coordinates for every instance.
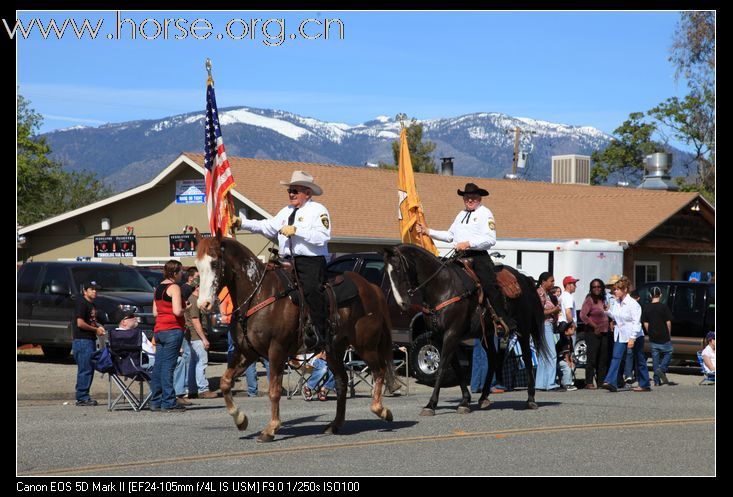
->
[204,79,236,237]
[397,127,439,256]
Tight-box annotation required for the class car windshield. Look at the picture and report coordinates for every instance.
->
[71,267,153,292]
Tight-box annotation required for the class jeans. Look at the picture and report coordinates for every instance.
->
[650,341,674,385]
[631,335,651,388]
[622,347,635,382]
[72,338,96,402]
[535,322,560,390]
[470,338,488,392]
[227,327,234,365]
[604,341,629,388]
[245,359,270,397]
[558,359,573,387]
[173,339,191,396]
[307,358,335,391]
[189,340,210,393]
[150,329,184,409]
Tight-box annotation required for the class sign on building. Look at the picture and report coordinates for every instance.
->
[94,236,136,258]
[169,233,210,257]
[176,179,206,204]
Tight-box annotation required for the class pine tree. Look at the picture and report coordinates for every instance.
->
[379,117,437,173]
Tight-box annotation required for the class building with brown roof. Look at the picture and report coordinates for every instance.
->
[18,153,714,286]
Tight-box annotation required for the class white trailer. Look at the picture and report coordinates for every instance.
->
[435,238,624,309]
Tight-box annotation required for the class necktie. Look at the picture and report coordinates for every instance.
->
[461,210,473,224]
[287,207,299,225]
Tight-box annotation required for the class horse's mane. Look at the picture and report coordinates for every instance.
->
[196,236,264,270]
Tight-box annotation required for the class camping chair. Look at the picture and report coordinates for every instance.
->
[284,354,315,400]
[343,346,409,397]
[107,327,153,411]
[696,351,716,385]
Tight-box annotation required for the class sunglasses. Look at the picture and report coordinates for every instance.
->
[591,285,603,289]
[287,187,307,195]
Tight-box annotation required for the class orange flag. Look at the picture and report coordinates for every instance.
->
[397,127,439,255]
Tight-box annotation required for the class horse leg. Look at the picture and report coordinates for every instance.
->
[421,329,460,416]
[451,353,471,414]
[478,335,497,410]
[521,335,538,410]
[323,347,348,434]
[258,355,284,443]
[221,350,250,431]
[359,346,394,423]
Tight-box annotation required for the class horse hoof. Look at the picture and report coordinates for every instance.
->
[527,401,538,410]
[456,406,471,414]
[479,399,491,410]
[256,433,275,443]
[235,413,248,431]
[324,424,340,435]
[420,408,435,417]
[382,408,393,422]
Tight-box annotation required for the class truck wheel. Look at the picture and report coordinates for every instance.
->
[409,333,456,386]
[573,333,587,367]
[41,346,71,360]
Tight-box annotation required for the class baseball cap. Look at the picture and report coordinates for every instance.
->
[114,309,137,322]
[83,281,99,290]
[562,276,579,287]
[706,331,715,342]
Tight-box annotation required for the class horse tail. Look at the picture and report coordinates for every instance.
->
[524,273,549,361]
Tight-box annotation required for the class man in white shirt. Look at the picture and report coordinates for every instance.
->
[233,171,331,351]
[559,276,579,345]
[416,182,516,334]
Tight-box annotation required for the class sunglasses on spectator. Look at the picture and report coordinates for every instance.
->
[287,187,307,195]
[591,285,603,288]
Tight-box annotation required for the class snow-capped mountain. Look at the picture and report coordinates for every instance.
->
[41,106,671,192]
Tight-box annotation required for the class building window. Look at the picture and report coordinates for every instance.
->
[635,261,660,285]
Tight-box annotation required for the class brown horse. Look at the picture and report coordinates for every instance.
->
[195,232,396,442]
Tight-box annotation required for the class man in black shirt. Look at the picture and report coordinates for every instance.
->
[73,281,106,406]
[641,287,675,386]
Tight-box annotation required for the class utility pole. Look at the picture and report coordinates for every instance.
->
[505,126,536,179]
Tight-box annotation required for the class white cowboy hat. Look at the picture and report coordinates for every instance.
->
[279,170,323,196]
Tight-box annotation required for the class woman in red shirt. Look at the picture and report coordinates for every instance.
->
[149,260,187,412]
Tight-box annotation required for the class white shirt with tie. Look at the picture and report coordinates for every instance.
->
[239,199,331,257]
[428,204,497,250]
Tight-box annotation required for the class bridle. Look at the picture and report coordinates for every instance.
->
[392,246,456,297]
[215,239,268,318]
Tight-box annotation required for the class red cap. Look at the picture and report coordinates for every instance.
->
[562,276,579,287]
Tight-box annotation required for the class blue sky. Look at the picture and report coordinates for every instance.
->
[15,10,689,139]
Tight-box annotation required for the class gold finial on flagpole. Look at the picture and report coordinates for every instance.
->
[206,58,214,86]
[397,113,407,129]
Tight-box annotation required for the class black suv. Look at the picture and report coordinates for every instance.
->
[17,262,155,359]
[327,252,471,385]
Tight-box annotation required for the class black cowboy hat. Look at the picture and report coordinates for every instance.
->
[457,183,489,197]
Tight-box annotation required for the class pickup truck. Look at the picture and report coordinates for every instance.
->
[17,261,155,359]
[326,252,471,385]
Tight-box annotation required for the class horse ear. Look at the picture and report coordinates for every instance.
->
[194,228,202,242]
[381,246,394,256]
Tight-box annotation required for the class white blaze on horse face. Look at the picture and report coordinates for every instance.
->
[196,254,216,309]
[386,262,409,310]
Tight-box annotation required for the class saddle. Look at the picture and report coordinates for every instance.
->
[457,257,522,299]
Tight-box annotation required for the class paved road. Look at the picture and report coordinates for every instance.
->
[17,351,715,476]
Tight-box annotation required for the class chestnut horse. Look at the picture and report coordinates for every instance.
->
[383,244,546,414]
[195,233,396,442]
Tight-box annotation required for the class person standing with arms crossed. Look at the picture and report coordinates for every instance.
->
[73,281,106,406]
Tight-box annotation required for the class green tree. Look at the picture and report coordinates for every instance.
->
[590,112,661,185]
[17,94,110,226]
[379,117,438,173]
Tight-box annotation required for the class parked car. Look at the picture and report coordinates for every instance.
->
[326,252,472,385]
[573,280,714,367]
[17,261,155,359]
[134,267,164,288]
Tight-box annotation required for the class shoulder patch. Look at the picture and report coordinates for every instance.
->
[488,219,496,231]
[320,213,330,229]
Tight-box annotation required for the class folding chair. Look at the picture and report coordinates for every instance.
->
[284,355,315,400]
[343,347,409,397]
[107,328,153,411]
[697,351,716,385]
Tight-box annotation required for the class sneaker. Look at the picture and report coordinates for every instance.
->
[163,404,187,412]
[199,391,218,399]
[564,385,578,391]
[149,404,161,412]
[75,399,98,406]
[490,386,506,394]
[624,376,635,385]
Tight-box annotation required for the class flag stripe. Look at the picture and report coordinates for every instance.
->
[204,84,236,236]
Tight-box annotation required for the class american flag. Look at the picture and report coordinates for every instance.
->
[204,82,236,236]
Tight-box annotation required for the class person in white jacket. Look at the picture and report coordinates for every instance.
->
[601,276,652,392]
